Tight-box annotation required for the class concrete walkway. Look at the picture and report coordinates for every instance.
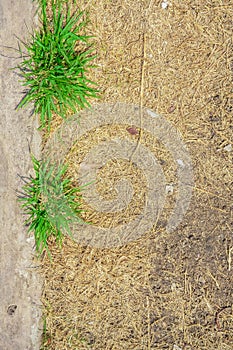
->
[0,1,41,349]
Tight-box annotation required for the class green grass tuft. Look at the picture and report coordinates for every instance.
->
[19,155,85,256]
[17,0,99,130]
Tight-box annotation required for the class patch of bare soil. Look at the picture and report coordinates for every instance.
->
[40,1,232,349]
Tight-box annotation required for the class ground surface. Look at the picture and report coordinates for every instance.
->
[0,1,41,349]
[41,1,233,350]
[1,1,232,350]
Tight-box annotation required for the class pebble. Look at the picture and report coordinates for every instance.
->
[223,144,232,152]
[161,1,169,9]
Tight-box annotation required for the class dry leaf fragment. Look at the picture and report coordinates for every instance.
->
[168,105,176,113]
[126,126,139,135]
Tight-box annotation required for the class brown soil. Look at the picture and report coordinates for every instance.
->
[40,0,232,349]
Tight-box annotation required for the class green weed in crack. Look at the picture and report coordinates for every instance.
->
[19,155,86,257]
[40,317,51,350]
[17,0,99,130]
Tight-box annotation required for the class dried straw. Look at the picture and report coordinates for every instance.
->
[40,1,233,349]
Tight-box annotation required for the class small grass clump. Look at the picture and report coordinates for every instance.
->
[17,0,99,130]
[19,155,84,256]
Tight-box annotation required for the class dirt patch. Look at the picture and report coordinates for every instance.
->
[0,1,41,349]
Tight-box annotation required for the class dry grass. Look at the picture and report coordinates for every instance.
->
[40,1,233,349]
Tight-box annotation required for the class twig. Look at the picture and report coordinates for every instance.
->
[129,32,146,162]
[147,296,151,350]
[214,305,232,330]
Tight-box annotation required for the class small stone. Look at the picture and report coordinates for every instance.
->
[177,159,185,168]
[166,184,174,195]
[173,345,182,350]
[223,144,232,152]
[171,282,177,291]
[161,1,169,9]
